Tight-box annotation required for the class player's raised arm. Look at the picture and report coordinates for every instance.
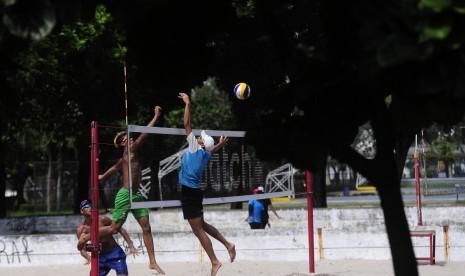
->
[209,135,229,154]
[132,105,162,149]
[178,93,192,136]
[98,159,123,181]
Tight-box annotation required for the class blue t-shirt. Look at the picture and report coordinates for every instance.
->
[248,199,264,223]
[179,132,212,189]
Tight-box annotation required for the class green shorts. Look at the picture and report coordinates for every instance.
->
[112,188,149,223]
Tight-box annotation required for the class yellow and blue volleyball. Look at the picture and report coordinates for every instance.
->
[234,83,251,100]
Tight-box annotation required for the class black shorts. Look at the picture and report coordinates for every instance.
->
[249,222,262,229]
[181,185,204,219]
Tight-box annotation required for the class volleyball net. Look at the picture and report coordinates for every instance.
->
[94,123,295,209]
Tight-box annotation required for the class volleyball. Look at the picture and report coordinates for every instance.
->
[234,83,251,100]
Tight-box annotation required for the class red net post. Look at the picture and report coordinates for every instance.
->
[90,121,100,276]
[306,170,315,273]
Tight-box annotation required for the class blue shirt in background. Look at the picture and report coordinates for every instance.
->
[248,199,264,223]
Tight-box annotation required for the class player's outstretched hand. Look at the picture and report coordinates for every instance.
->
[128,245,140,258]
[178,93,190,104]
[219,135,229,146]
[154,106,162,117]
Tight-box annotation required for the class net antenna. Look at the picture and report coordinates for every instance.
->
[123,59,129,126]
[126,125,293,209]
[123,59,136,208]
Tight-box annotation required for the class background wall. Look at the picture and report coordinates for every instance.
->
[0,206,464,267]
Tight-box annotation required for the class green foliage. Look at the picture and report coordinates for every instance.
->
[422,121,465,153]
[232,0,256,18]
[164,77,237,130]
[430,136,457,155]
[423,23,452,40]
[3,3,126,190]
[419,0,452,12]
[418,0,465,45]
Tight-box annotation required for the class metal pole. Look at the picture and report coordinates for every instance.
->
[444,225,449,262]
[90,121,100,276]
[306,170,315,273]
[414,135,423,226]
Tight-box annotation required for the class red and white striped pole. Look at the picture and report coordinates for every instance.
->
[123,59,128,126]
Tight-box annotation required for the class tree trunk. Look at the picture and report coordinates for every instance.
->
[372,112,419,276]
[56,145,64,211]
[377,175,418,276]
[330,139,419,275]
[313,158,328,208]
[47,147,53,213]
[75,131,90,214]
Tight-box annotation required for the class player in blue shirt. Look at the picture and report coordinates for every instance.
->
[178,93,236,276]
[248,188,265,229]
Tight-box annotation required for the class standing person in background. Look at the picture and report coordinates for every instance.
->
[76,199,138,275]
[178,92,236,276]
[258,186,282,229]
[247,187,264,229]
[98,106,165,274]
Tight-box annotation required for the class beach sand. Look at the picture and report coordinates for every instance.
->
[0,260,462,276]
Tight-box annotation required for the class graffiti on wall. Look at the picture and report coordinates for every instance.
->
[115,233,145,255]
[0,233,145,265]
[0,238,33,264]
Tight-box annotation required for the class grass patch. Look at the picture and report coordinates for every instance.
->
[7,210,75,217]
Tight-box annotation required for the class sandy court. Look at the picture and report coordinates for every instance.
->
[0,260,463,276]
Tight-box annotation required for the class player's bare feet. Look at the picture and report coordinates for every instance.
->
[227,243,236,262]
[149,262,165,274]
[211,261,222,276]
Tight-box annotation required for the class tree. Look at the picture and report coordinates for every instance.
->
[4,4,126,213]
[0,0,98,218]
[223,1,465,275]
[100,2,465,274]
[1,1,464,275]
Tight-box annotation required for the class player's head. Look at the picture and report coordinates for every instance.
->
[252,187,259,194]
[80,199,91,215]
[198,130,214,151]
[114,131,132,149]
